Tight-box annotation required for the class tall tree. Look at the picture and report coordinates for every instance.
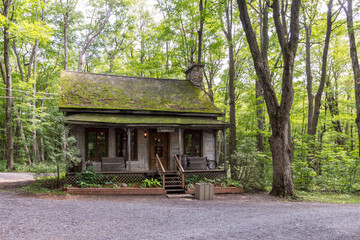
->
[60,0,78,70]
[220,0,236,179]
[238,0,301,197]
[340,0,360,156]
[2,0,14,169]
[77,0,114,71]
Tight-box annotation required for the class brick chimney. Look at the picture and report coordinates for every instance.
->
[185,64,205,88]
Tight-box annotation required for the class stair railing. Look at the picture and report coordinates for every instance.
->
[174,154,185,189]
[155,154,166,187]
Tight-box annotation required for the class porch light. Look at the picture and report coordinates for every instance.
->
[144,131,147,138]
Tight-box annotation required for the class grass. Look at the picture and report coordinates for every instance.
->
[0,160,66,174]
[296,190,360,204]
[20,175,66,195]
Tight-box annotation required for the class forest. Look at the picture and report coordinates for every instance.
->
[0,0,360,198]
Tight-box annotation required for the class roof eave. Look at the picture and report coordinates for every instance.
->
[59,107,225,118]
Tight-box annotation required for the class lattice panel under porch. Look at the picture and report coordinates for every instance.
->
[184,171,227,181]
[66,173,150,186]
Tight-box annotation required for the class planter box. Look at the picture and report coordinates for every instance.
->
[65,187,165,195]
[186,187,244,195]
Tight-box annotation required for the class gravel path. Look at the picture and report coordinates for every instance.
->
[0,173,35,183]
[0,191,359,240]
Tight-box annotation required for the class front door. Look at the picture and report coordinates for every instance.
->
[150,132,169,170]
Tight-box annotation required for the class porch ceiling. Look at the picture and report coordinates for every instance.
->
[65,113,229,128]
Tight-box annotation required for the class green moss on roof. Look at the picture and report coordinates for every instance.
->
[59,71,222,114]
[66,114,228,126]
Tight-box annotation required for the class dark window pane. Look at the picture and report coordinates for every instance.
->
[88,132,96,158]
[193,133,200,157]
[131,132,136,159]
[117,133,126,157]
[97,131,106,158]
[185,134,192,156]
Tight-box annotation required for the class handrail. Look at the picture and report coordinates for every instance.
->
[155,154,166,187]
[174,154,185,189]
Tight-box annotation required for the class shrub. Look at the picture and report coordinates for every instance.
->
[140,178,162,188]
[76,166,104,188]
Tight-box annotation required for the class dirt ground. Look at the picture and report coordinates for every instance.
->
[1,173,360,240]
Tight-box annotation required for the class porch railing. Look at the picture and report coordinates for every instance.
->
[174,154,185,189]
[155,154,166,187]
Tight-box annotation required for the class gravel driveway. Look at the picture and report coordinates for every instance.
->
[0,191,359,240]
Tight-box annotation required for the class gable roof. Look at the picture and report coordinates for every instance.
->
[59,71,222,115]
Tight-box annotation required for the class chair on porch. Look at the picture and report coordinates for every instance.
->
[101,157,126,172]
[186,156,218,170]
[186,157,207,170]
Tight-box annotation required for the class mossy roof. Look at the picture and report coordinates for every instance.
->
[59,70,222,115]
[66,114,228,127]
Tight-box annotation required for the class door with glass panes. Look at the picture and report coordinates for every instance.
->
[150,132,169,170]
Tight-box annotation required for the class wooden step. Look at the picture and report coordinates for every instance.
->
[166,189,186,194]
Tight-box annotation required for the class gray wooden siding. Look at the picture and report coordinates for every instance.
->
[203,130,215,160]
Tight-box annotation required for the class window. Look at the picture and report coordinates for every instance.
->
[184,131,202,157]
[85,128,108,161]
[116,129,137,161]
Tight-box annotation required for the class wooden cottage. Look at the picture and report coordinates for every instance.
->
[60,64,229,189]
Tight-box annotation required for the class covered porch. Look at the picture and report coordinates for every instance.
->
[66,113,229,184]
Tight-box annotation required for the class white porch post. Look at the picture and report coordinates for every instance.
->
[127,128,131,171]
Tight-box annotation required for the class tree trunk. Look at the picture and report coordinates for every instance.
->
[64,10,69,70]
[308,0,333,137]
[14,109,31,165]
[222,0,237,179]
[342,0,360,157]
[3,1,14,170]
[197,0,207,64]
[238,0,301,197]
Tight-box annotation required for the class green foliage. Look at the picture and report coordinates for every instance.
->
[296,190,360,204]
[76,167,105,188]
[231,139,270,190]
[20,174,66,195]
[140,178,162,188]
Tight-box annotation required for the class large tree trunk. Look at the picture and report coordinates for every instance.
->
[342,0,360,157]
[238,0,301,197]
[3,0,14,170]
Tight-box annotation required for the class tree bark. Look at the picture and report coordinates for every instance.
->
[222,0,237,179]
[14,109,31,165]
[308,0,334,136]
[238,0,301,197]
[341,0,360,157]
[3,0,14,170]
[197,0,207,64]
[63,6,69,70]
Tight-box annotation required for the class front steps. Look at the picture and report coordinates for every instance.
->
[163,171,185,195]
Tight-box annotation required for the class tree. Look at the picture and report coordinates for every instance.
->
[1,0,14,169]
[304,0,336,170]
[77,0,114,71]
[238,0,301,197]
[340,0,360,157]
[219,0,237,179]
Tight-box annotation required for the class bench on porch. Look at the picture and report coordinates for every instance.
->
[186,157,217,170]
[101,157,126,172]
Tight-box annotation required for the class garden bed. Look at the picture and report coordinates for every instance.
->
[65,187,165,195]
[186,186,244,195]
